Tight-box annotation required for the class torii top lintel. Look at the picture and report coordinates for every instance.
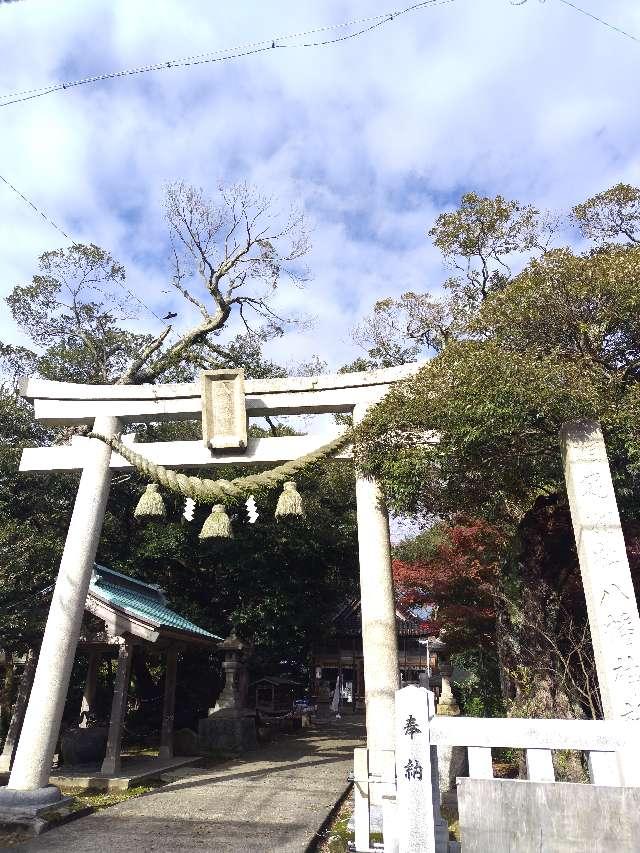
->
[17,363,426,474]
[18,362,424,427]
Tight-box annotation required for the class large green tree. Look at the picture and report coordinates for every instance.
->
[0,182,360,729]
[3,181,310,386]
[355,183,640,719]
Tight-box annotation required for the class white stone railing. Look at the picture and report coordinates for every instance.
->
[430,714,639,787]
[353,686,640,853]
[353,747,398,852]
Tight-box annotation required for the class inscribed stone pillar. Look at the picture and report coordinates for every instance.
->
[6,415,121,795]
[562,421,640,782]
[395,686,448,853]
[159,647,179,760]
[0,650,37,773]
[562,421,640,720]
[79,650,101,728]
[101,641,133,775]
[354,402,400,753]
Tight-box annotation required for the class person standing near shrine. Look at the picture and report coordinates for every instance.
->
[331,674,342,719]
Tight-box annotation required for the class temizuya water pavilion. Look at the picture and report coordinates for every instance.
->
[0,364,419,814]
[0,563,219,785]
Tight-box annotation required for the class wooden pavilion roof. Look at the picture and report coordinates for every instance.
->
[84,564,222,647]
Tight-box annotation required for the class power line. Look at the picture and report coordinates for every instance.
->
[0,173,73,240]
[512,0,639,44]
[556,0,639,43]
[0,1,454,108]
[1,584,54,615]
[0,172,172,329]
[0,1,456,328]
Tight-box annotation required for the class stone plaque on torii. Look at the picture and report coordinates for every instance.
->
[201,369,248,451]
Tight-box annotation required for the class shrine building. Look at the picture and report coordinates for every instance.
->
[310,598,445,709]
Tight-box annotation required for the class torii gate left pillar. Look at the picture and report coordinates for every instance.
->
[2,416,120,804]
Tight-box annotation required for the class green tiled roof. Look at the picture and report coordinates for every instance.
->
[90,565,220,640]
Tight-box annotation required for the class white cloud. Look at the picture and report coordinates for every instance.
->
[0,0,638,367]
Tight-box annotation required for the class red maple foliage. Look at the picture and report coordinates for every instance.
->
[393,519,506,651]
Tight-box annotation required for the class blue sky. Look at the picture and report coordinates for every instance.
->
[1,0,639,370]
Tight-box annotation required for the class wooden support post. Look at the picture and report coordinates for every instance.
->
[79,650,101,728]
[8,415,121,793]
[1,655,16,737]
[0,650,37,773]
[159,647,179,760]
[101,641,133,776]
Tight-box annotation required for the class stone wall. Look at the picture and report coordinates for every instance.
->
[458,778,640,852]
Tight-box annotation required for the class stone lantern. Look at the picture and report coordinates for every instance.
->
[212,628,250,713]
[432,633,459,716]
[198,628,257,753]
[437,661,461,717]
[433,635,466,808]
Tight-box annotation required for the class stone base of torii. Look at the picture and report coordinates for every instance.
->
[1,365,640,823]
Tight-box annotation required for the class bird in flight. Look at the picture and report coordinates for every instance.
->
[162,311,177,320]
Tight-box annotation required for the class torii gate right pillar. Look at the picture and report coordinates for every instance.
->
[354,403,400,751]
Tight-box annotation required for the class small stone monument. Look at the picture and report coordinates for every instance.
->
[395,685,450,853]
[198,629,256,754]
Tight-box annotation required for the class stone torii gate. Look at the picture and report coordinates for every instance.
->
[3,364,640,817]
[0,364,419,810]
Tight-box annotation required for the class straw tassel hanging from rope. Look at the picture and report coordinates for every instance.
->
[199,504,233,540]
[134,483,166,521]
[275,481,303,518]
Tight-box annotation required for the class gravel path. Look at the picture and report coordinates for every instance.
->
[14,716,365,853]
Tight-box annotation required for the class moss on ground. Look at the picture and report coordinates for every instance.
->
[60,783,159,811]
[0,826,32,848]
[317,797,353,852]
[316,796,385,852]
[120,746,158,757]
[318,796,462,850]
[0,783,161,848]
[441,804,461,842]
